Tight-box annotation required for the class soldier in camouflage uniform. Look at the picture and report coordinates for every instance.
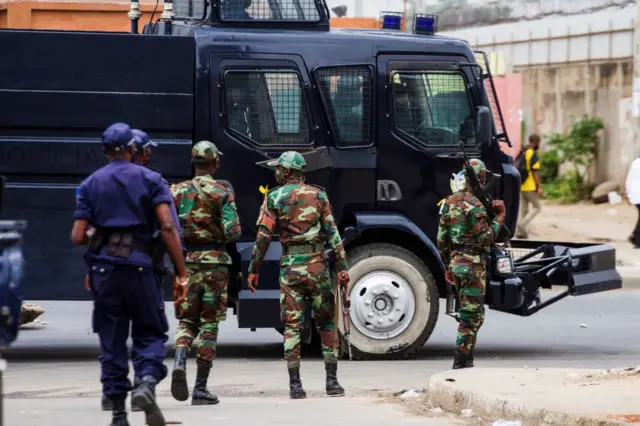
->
[247,151,350,400]
[437,159,506,369]
[169,141,242,405]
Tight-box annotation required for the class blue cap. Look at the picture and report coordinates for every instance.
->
[102,122,136,151]
[132,129,158,151]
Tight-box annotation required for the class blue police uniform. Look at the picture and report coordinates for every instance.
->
[131,129,185,252]
[75,122,169,426]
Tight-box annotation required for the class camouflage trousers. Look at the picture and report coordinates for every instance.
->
[280,261,338,365]
[450,255,486,355]
[174,263,228,368]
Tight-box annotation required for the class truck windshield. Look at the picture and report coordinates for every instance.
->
[392,71,475,146]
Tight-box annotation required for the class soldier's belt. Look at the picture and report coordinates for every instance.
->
[282,242,325,255]
[451,245,486,255]
[185,242,225,252]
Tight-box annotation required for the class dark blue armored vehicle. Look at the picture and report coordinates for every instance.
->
[0,0,621,360]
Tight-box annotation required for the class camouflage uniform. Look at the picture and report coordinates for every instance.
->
[248,151,348,399]
[169,141,242,405]
[437,159,505,369]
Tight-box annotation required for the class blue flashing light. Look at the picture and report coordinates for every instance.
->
[414,14,437,35]
[380,12,403,30]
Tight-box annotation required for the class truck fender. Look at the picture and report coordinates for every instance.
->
[342,211,446,280]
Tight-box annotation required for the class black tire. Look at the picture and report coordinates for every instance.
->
[338,243,440,360]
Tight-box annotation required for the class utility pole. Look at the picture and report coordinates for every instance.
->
[632,0,640,157]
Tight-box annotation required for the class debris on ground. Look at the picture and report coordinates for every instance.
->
[566,365,640,384]
[460,409,473,417]
[20,304,45,325]
[492,421,522,426]
[400,389,423,399]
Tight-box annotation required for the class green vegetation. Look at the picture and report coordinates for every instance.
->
[540,116,603,203]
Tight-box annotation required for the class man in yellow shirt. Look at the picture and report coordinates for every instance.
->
[516,134,543,238]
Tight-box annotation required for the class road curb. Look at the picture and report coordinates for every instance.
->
[620,266,640,289]
[427,372,628,426]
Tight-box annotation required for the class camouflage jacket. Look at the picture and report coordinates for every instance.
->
[247,180,348,274]
[436,190,505,266]
[171,175,242,265]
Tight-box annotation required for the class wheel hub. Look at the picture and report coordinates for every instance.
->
[350,270,416,340]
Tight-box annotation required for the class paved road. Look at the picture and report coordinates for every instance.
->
[2,289,638,425]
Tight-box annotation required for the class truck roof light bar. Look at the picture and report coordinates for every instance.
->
[413,14,437,36]
[380,11,403,31]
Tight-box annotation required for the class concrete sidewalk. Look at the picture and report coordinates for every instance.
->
[427,367,640,425]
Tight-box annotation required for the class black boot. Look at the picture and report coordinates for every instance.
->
[131,375,165,426]
[131,377,145,412]
[191,365,220,405]
[108,398,130,426]
[325,358,345,397]
[171,347,190,402]
[102,394,113,411]
[452,348,474,369]
[287,364,306,400]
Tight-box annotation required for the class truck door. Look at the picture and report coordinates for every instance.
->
[208,53,330,328]
[376,56,482,242]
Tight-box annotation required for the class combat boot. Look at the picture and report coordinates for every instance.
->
[191,365,220,405]
[102,394,113,411]
[131,375,166,426]
[287,363,307,400]
[131,377,145,412]
[171,347,190,402]
[324,358,345,397]
[452,348,474,369]
[108,398,130,426]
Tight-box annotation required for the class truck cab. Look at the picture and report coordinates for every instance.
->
[0,0,622,360]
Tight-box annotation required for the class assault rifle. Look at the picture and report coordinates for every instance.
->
[457,141,511,240]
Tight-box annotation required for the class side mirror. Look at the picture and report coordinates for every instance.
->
[476,106,493,147]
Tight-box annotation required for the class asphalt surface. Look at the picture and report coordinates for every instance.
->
[6,289,640,368]
[1,289,637,426]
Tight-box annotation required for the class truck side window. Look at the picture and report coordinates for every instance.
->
[315,66,373,148]
[391,71,475,147]
[223,70,312,146]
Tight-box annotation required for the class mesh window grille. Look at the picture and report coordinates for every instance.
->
[315,66,373,147]
[391,72,475,147]
[220,0,321,21]
[174,0,208,19]
[224,70,311,146]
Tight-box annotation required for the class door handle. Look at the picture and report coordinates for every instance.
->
[377,180,403,202]
[436,152,463,160]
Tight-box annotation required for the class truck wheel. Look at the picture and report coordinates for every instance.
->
[338,243,440,360]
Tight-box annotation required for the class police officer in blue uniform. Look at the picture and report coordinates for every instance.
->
[100,128,186,412]
[72,122,188,426]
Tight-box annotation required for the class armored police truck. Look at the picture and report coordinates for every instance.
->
[0,0,621,360]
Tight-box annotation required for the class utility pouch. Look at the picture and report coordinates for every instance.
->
[106,233,134,258]
[88,231,105,253]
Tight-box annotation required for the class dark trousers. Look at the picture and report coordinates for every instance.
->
[88,263,169,400]
[634,205,640,247]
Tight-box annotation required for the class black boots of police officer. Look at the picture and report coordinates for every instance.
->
[109,398,129,426]
[131,375,165,426]
[325,358,345,397]
[192,365,219,405]
[452,348,475,369]
[287,364,306,399]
